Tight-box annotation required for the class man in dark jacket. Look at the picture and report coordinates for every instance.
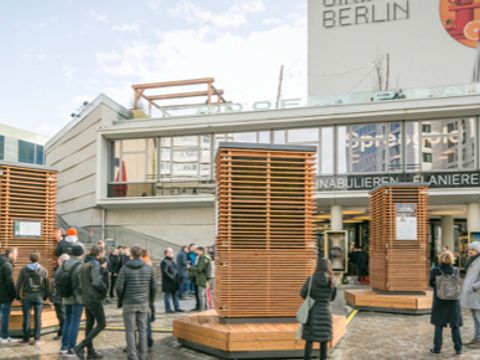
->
[109,248,121,299]
[55,228,85,257]
[74,246,108,360]
[176,246,189,299]
[161,248,183,313]
[0,248,18,344]
[16,252,49,345]
[116,246,156,360]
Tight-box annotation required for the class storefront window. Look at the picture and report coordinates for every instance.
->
[321,127,334,174]
[405,122,420,171]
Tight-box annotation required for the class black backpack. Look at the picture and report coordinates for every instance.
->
[205,259,213,280]
[55,261,81,298]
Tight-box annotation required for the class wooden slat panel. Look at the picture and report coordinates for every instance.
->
[215,146,316,318]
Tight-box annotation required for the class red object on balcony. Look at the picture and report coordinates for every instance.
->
[113,160,128,197]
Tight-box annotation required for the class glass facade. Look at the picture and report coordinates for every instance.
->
[108,117,479,195]
[18,140,44,164]
[0,136,4,160]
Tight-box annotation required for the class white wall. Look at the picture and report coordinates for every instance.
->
[308,0,477,96]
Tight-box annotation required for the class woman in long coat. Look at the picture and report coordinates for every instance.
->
[429,251,463,355]
[300,258,337,360]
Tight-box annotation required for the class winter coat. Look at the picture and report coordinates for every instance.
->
[80,256,108,304]
[59,258,83,305]
[160,257,178,293]
[191,254,212,288]
[0,255,16,304]
[176,252,189,278]
[460,255,480,310]
[16,263,49,301]
[55,236,85,257]
[355,251,369,276]
[109,255,122,274]
[116,258,156,307]
[187,251,197,266]
[429,265,463,327]
[300,272,336,343]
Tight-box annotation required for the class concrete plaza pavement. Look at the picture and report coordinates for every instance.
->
[1,287,480,360]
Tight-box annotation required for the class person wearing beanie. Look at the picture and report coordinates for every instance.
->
[460,241,480,349]
[57,245,85,356]
[55,228,85,257]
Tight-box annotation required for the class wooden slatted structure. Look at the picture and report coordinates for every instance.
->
[369,184,429,292]
[215,143,317,318]
[0,162,57,277]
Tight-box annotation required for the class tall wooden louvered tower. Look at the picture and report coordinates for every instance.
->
[0,162,59,334]
[174,144,348,359]
[345,184,432,314]
[215,143,317,319]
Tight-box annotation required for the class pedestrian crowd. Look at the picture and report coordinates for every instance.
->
[0,228,215,360]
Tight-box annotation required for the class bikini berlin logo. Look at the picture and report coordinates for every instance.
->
[440,0,480,48]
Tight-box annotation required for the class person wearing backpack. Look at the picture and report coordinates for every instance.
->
[73,246,108,360]
[57,245,84,357]
[16,252,49,345]
[460,241,480,349]
[429,250,463,355]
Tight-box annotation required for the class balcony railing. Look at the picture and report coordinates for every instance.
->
[107,180,215,198]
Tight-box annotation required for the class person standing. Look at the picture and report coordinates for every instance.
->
[301,258,337,360]
[16,252,49,345]
[190,247,212,312]
[74,246,108,359]
[109,248,121,299]
[116,246,156,360]
[0,248,18,344]
[55,228,84,257]
[58,245,84,357]
[160,248,183,313]
[356,247,369,285]
[460,242,480,349]
[141,249,155,352]
[176,246,189,300]
[96,241,110,305]
[50,254,70,340]
[187,244,197,296]
[429,251,463,355]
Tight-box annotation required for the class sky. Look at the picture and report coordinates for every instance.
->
[0,0,307,137]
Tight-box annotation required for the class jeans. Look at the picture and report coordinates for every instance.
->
[178,276,188,297]
[61,304,83,351]
[0,303,11,339]
[22,297,43,341]
[110,274,117,298]
[472,309,480,341]
[79,302,106,354]
[164,292,180,312]
[183,278,190,296]
[198,286,207,311]
[53,302,65,336]
[123,304,149,360]
[304,341,328,360]
[433,325,462,353]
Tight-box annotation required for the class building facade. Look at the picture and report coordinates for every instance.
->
[0,123,47,165]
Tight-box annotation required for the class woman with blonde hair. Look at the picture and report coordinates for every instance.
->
[429,250,463,355]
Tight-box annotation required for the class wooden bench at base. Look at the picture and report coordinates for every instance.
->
[8,306,59,337]
[173,310,348,359]
[345,289,433,314]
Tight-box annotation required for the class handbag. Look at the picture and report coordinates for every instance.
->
[296,276,315,324]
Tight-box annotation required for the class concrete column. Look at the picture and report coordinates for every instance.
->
[441,216,454,251]
[467,203,480,232]
[331,205,343,230]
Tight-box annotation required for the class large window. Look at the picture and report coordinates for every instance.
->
[0,136,4,160]
[18,140,35,164]
[111,138,157,182]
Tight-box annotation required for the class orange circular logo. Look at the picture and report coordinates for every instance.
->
[440,0,480,48]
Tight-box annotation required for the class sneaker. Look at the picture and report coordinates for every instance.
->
[455,350,463,355]
[166,310,175,314]
[87,351,103,359]
[65,350,78,358]
[0,337,20,345]
[429,349,441,355]
[73,346,86,359]
[59,349,69,355]
[175,308,185,313]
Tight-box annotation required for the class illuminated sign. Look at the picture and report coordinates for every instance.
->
[317,171,480,191]
[440,0,480,48]
[321,0,410,29]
